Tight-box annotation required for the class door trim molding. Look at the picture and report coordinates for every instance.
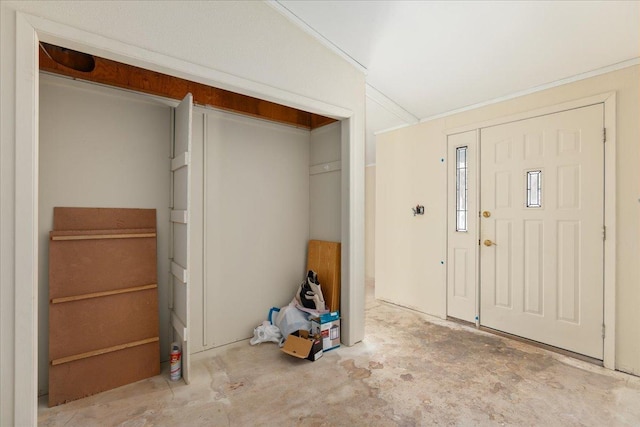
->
[14,13,39,425]
[602,93,616,370]
[24,13,353,120]
[444,92,615,136]
[444,92,617,370]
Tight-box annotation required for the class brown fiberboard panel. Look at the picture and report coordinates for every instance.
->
[49,207,159,407]
[53,207,156,231]
[48,341,160,407]
[49,289,159,361]
[48,234,157,298]
[307,240,341,312]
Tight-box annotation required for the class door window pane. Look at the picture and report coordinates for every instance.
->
[527,170,542,208]
[456,146,468,231]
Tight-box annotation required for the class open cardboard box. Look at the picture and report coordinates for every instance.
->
[281,330,323,361]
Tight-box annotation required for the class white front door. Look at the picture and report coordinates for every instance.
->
[479,104,604,359]
[170,93,193,383]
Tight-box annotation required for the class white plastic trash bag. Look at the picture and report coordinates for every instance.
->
[250,320,282,345]
[274,303,311,346]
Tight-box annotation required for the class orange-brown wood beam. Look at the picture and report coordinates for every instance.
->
[39,44,336,130]
[311,114,339,129]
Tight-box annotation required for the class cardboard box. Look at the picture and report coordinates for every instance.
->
[281,330,323,361]
[311,311,340,351]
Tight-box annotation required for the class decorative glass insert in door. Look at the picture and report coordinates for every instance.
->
[456,146,468,231]
[526,170,542,208]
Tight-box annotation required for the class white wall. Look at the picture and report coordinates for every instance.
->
[0,4,18,419]
[310,121,342,242]
[1,2,366,423]
[365,165,376,280]
[376,127,447,314]
[194,110,310,351]
[38,75,172,396]
[376,65,640,375]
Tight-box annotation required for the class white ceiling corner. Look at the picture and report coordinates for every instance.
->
[268,0,368,73]
[366,84,419,125]
[275,0,640,165]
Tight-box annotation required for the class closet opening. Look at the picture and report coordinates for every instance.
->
[38,43,345,401]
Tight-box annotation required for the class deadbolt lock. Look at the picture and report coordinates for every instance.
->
[482,211,491,218]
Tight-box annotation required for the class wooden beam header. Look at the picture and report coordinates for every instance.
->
[39,43,336,130]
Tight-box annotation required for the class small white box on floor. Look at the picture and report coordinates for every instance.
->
[310,311,340,351]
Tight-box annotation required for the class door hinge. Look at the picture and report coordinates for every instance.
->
[603,128,607,143]
[603,226,607,241]
[602,324,606,339]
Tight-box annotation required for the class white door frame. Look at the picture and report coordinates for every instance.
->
[445,92,616,369]
[14,11,363,423]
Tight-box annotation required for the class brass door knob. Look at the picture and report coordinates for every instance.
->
[482,211,491,218]
[483,239,496,247]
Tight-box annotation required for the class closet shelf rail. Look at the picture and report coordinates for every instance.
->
[51,337,159,366]
[50,228,157,241]
[50,283,158,304]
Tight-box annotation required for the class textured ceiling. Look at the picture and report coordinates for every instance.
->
[276,0,640,164]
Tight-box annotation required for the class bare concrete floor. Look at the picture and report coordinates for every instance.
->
[39,281,640,426]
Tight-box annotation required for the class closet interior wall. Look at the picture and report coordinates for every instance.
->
[38,75,172,396]
[192,109,304,352]
[309,122,342,243]
[191,112,343,353]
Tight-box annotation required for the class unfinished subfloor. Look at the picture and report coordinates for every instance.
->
[39,281,640,426]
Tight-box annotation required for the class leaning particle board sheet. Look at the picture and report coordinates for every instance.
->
[306,240,341,312]
[48,207,160,407]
